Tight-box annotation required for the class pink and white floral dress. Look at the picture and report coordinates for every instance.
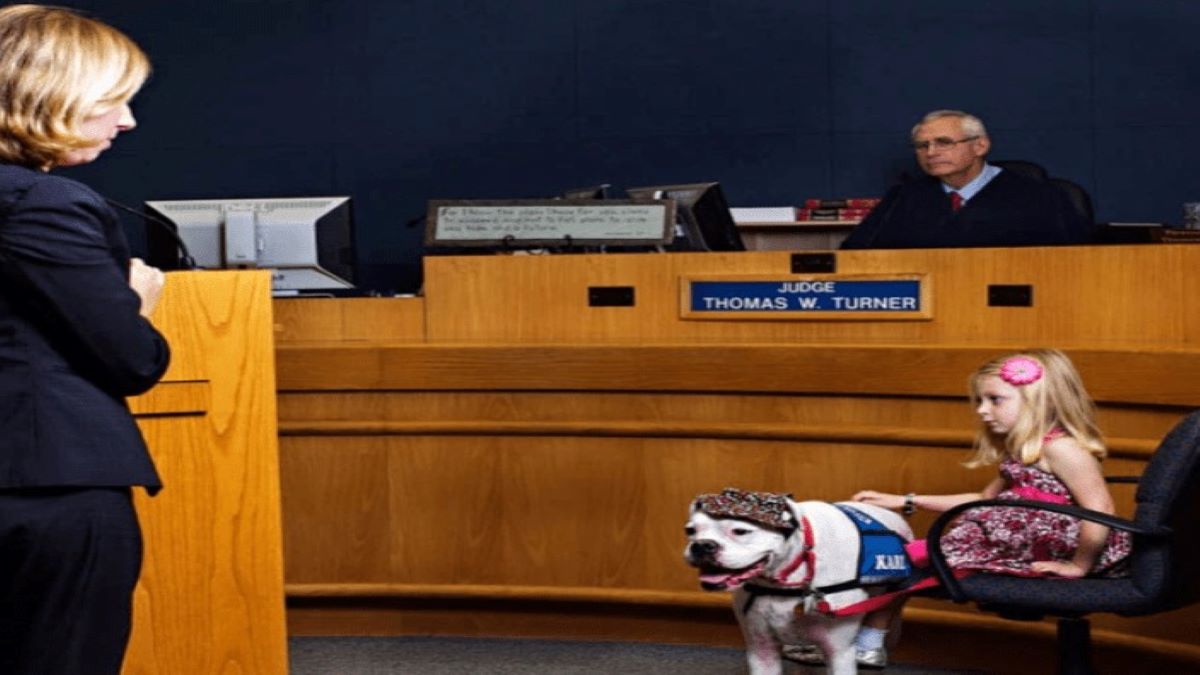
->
[939,457,1132,577]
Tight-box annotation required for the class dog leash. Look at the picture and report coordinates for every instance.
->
[825,569,972,617]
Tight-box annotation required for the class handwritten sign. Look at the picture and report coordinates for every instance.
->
[426,199,674,247]
[681,275,931,320]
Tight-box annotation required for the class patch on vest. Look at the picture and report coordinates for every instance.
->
[834,504,912,585]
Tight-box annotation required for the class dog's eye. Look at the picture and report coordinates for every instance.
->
[684,526,696,536]
[731,528,752,536]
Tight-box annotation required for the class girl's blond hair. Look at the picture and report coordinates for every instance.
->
[965,348,1105,468]
[0,4,150,168]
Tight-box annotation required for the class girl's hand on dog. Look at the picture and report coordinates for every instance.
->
[852,490,904,510]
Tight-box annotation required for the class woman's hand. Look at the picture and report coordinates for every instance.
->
[1030,559,1089,578]
[852,490,905,511]
[129,258,165,317]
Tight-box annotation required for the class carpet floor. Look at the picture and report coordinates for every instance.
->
[289,636,991,674]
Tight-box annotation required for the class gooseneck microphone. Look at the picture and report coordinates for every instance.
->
[105,198,197,269]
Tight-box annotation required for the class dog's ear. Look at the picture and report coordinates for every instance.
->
[783,496,803,526]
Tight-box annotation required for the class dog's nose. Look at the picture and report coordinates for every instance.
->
[689,540,719,558]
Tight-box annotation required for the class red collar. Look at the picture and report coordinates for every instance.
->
[766,515,815,588]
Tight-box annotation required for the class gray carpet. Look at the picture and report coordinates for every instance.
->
[289,636,989,674]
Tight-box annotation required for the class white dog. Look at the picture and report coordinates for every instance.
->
[684,488,914,675]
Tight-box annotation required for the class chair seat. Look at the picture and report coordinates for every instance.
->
[953,574,1155,616]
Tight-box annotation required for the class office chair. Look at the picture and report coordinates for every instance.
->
[1049,177,1095,227]
[991,159,1050,182]
[924,410,1200,675]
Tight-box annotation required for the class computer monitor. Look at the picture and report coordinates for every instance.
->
[625,182,744,251]
[560,184,611,200]
[144,196,355,293]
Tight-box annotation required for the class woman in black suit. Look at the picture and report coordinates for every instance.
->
[0,5,170,674]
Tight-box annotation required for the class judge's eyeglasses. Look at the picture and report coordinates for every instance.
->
[911,136,979,152]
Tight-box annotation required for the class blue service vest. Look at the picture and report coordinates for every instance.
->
[834,504,912,585]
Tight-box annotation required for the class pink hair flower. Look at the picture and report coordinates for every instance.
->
[999,357,1043,386]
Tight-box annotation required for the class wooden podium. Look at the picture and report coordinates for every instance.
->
[124,270,287,674]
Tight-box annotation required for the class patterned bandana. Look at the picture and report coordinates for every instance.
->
[693,488,796,532]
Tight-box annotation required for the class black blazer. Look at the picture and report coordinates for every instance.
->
[0,163,169,492]
[841,170,1092,249]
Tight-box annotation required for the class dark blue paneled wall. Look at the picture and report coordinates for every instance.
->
[57,0,1200,292]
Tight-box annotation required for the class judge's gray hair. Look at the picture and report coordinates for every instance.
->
[911,110,988,140]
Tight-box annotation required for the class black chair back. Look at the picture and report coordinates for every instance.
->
[1131,410,1200,610]
[991,159,1049,181]
[1049,177,1095,226]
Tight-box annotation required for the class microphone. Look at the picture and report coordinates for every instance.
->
[105,198,197,269]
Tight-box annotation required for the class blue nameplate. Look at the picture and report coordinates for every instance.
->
[682,275,930,320]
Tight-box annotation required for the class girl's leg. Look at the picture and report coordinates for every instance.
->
[855,596,909,668]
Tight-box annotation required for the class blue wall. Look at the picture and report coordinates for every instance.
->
[57,0,1200,292]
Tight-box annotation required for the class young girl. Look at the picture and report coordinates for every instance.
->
[790,349,1131,668]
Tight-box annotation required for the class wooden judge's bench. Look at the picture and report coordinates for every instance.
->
[271,246,1200,674]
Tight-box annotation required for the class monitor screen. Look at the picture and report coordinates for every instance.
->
[560,184,611,200]
[625,182,744,252]
[144,196,355,294]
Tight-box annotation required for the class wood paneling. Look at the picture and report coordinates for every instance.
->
[125,271,287,675]
[276,343,1200,407]
[277,430,1152,587]
[421,246,1196,345]
[273,296,425,343]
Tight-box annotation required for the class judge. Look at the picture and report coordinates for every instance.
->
[841,110,1091,249]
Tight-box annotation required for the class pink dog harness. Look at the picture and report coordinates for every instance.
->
[741,506,914,615]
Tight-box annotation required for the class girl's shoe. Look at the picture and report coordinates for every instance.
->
[856,646,889,669]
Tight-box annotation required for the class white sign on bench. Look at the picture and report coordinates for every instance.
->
[426,199,675,248]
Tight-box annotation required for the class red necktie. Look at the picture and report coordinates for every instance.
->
[950,192,963,212]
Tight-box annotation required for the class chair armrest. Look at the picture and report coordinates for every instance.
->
[925,498,1169,603]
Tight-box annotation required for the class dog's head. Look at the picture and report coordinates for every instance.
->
[684,488,798,591]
